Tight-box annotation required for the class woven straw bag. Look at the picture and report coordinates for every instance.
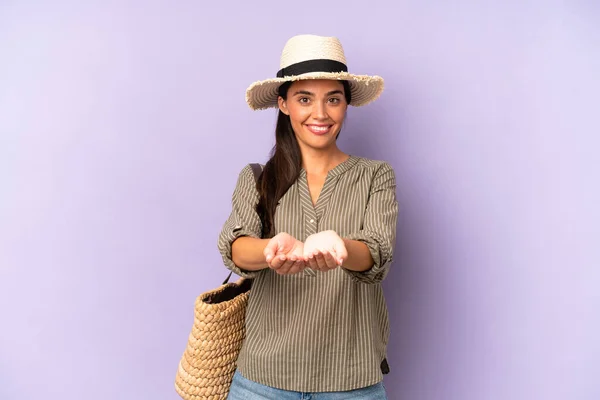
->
[175,163,262,400]
[175,274,252,399]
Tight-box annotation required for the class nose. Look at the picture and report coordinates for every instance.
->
[312,100,328,120]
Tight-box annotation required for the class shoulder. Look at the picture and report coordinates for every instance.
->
[352,157,396,176]
[349,157,397,193]
[235,163,264,181]
[228,164,263,198]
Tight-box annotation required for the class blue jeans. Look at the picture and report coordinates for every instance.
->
[227,370,387,400]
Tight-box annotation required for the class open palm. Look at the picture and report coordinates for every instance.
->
[303,230,348,271]
[263,232,306,275]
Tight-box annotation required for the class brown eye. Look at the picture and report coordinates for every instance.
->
[299,97,310,104]
[328,97,341,104]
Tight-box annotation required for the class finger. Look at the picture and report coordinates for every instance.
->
[333,242,348,265]
[336,248,348,265]
[302,247,314,262]
[269,254,287,270]
[322,251,338,269]
[264,248,274,263]
[282,259,304,275]
[288,259,305,275]
[264,239,280,262]
[298,260,307,273]
[285,253,300,268]
[328,249,338,264]
[276,258,297,275]
[314,251,328,271]
[305,251,318,270]
[314,250,324,271]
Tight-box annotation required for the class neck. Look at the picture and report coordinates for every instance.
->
[301,146,349,175]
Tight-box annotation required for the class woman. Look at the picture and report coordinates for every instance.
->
[218,34,398,399]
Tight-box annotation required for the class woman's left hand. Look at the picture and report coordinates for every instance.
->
[303,230,348,272]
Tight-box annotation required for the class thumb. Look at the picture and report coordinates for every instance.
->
[333,241,349,265]
[264,239,279,262]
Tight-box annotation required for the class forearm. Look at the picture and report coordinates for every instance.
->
[231,237,270,271]
[342,238,374,272]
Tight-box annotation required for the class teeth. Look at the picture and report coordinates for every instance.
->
[309,126,330,133]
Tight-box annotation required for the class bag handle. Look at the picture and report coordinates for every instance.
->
[249,163,263,183]
[223,163,263,285]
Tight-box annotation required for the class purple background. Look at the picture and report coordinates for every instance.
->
[1,1,599,399]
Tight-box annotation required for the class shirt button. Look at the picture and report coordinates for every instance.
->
[309,219,315,223]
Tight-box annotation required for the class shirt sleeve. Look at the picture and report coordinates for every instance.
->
[217,164,263,278]
[344,162,399,284]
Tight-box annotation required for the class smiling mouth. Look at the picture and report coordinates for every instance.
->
[305,125,332,135]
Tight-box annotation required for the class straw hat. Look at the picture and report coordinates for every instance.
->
[245,34,384,110]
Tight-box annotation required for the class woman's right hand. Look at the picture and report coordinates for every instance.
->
[263,232,306,275]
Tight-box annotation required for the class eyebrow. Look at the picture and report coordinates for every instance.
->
[292,90,345,97]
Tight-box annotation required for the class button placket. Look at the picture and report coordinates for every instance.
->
[303,210,318,277]
[297,172,318,277]
[305,211,318,236]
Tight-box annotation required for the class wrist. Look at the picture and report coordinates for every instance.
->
[340,238,373,272]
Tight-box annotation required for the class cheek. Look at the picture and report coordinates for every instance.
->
[288,105,310,124]
[330,107,347,123]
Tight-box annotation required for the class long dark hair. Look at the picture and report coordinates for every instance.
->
[256,80,352,238]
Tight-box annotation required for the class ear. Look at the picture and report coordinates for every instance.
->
[278,96,289,115]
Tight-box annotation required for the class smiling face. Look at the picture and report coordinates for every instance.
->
[278,79,349,153]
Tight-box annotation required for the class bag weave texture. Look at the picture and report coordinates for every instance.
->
[175,278,252,399]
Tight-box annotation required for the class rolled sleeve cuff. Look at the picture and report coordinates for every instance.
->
[218,224,262,279]
[343,232,392,284]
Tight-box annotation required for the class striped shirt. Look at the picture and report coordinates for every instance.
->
[217,155,399,392]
